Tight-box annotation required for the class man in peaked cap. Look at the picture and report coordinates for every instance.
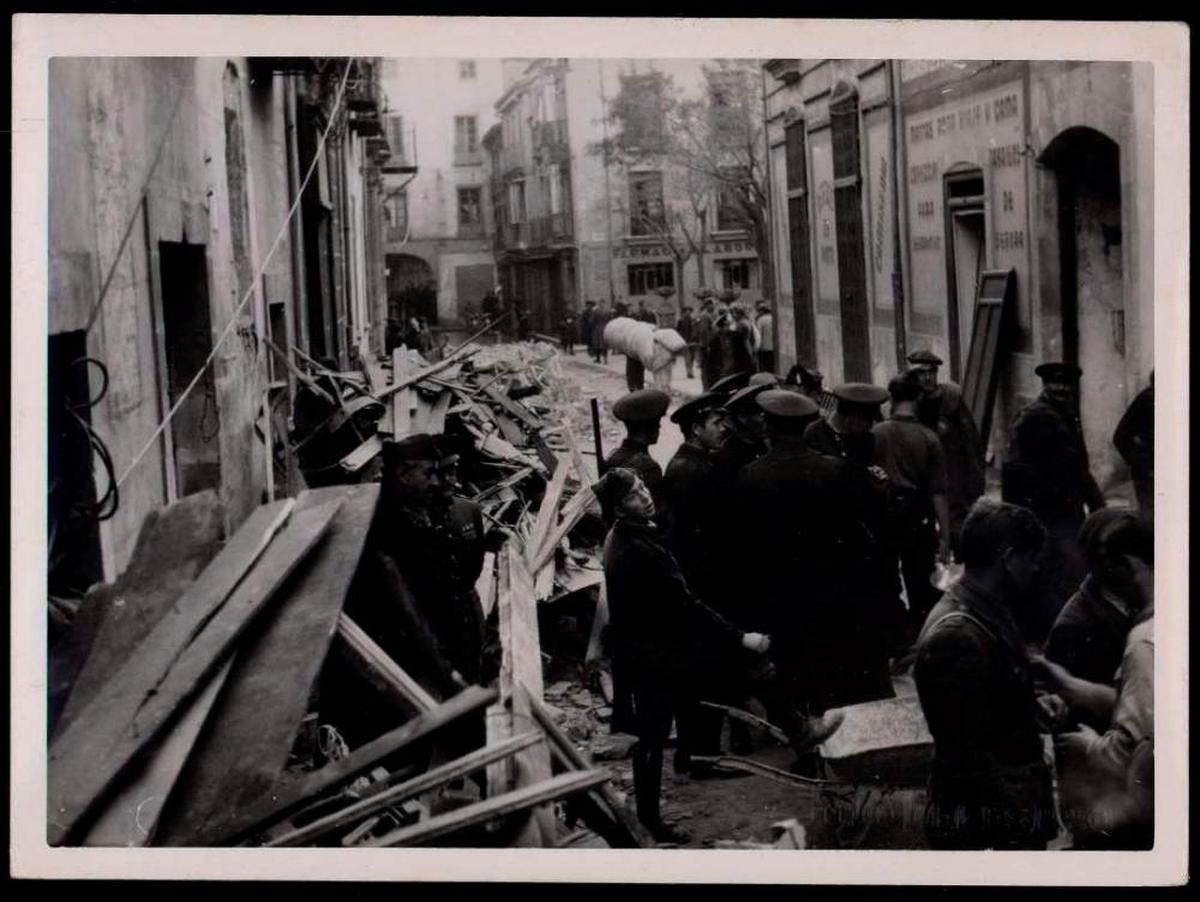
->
[1002,361,1107,642]
[873,374,953,648]
[739,389,893,715]
[907,348,986,555]
[603,388,671,734]
[707,369,752,398]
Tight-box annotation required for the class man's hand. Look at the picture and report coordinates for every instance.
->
[937,536,953,565]
[741,632,771,654]
[1036,693,1070,732]
[1054,723,1101,761]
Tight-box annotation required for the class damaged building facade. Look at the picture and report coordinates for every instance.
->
[762,59,1153,486]
[48,57,391,591]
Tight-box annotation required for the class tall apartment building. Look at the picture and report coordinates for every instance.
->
[762,59,1153,487]
[379,58,503,325]
[485,58,763,333]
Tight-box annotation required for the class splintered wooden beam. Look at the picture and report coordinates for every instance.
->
[204,685,498,846]
[376,344,482,401]
[424,390,453,435]
[335,612,440,715]
[528,485,598,573]
[366,769,609,847]
[48,499,338,847]
[482,384,544,430]
[524,454,570,571]
[264,732,545,847]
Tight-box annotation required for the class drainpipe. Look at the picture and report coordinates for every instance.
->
[889,59,911,367]
[284,73,310,372]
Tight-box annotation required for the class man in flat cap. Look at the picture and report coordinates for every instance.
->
[873,374,953,647]
[740,390,894,714]
[1003,361,1107,642]
[907,349,986,555]
[596,467,834,841]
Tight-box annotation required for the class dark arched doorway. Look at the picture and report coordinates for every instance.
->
[386,253,437,324]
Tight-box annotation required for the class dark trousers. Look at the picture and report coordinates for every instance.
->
[756,350,775,374]
[625,356,646,392]
[631,669,683,830]
[891,499,941,637]
[682,346,696,378]
[610,646,636,734]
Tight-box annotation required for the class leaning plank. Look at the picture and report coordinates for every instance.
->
[53,490,227,738]
[47,498,330,846]
[339,434,384,474]
[205,685,498,846]
[482,383,544,430]
[475,552,497,619]
[79,658,235,847]
[265,732,545,847]
[524,455,569,571]
[424,390,453,435]
[155,487,377,846]
[560,415,593,486]
[529,485,598,573]
[525,687,652,848]
[376,344,482,401]
[334,612,440,716]
[368,769,609,847]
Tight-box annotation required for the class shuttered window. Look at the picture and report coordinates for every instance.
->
[784,121,816,364]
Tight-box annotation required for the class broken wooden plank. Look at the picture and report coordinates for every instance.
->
[561,414,593,486]
[528,485,598,573]
[585,583,609,666]
[79,658,235,847]
[368,769,609,847]
[205,685,498,846]
[339,434,384,473]
[482,384,543,430]
[334,612,440,716]
[376,344,482,401]
[533,563,556,601]
[155,487,378,846]
[264,732,545,847]
[391,348,421,439]
[524,454,569,571]
[472,465,536,503]
[526,687,652,848]
[48,498,333,846]
[475,552,497,619]
[424,390,453,435]
[53,490,227,738]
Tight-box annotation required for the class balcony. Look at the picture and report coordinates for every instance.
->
[528,212,572,246]
[453,148,484,168]
[530,119,569,164]
[500,144,525,177]
[346,59,383,113]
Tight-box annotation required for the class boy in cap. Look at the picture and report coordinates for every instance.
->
[603,389,671,733]
[873,374,953,645]
[596,467,832,840]
[907,349,985,554]
[1003,361,1106,642]
[740,390,894,712]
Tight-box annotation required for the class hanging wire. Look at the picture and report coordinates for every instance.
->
[115,58,356,490]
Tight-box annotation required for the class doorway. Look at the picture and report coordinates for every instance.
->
[943,168,986,380]
[830,84,871,382]
[158,241,222,498]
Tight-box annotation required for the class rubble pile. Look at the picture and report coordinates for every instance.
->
[46,333,651,850]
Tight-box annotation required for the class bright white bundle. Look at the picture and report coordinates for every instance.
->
[603,317,685,372]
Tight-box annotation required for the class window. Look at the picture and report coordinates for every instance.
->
[457,186,483,233]
[628,171,665,236]
[616,72,667,151]
[716,167,750,231]
[708,69,747,143]
[508,180,527,223]
[384,192,408,239]
[385,114,406,164]
[454,115,480,165]
[547,164,562,215]
[459,60,477,80]
[717,258,758,291]
[627,262,674,295]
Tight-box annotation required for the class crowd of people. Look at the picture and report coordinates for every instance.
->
[593,351,1155,848]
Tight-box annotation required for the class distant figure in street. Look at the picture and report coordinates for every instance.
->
[416,317,436,358]
[907,349,986,555]
[384,317,405,356]
[915,499,1059,850]
[696,299,718,389]
[625,355,646,392]
[514,303,531,341]
[754,301,775,374]
[560,311,578,355]
[675,305,697,379]
[579,301,597,359]
[481,290,499,324]
[402,317,422,352]
[1113,371,1154,521]
[589,303,610,363]
[633,299,659,326]
[1002,362,1106,643]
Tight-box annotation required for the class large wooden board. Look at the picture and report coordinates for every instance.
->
[53,490,227,737]
[47,499,335,846]
[154,486,377,846]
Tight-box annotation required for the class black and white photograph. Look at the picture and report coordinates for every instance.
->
[12,15,1188,884]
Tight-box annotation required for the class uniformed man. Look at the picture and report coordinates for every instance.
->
[718,377,774,469]
[873,374,953,644]
[907,349,986,554]
[1113,371,1154,521]
[596,467,838,839]
[603,388,671,733]
[336,433,499,751]
[739,390,895,714]
[696,299,718,389]
[676,305,697,379]
[580,300,598,358]
[1002,361,1107,642]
